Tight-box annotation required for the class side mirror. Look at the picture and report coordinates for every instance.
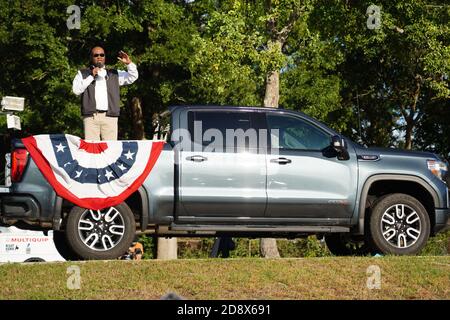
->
[331,135,350,160]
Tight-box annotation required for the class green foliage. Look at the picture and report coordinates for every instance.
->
[275,237,332,258]
[309,0,450,148]
[170,237,331,259]
[415,98,450,161]
[0,1,82,136]
[280,35,345,131]
[0,0,198,140]
[187,10,261,105]
[138,234,156,260]
[0,0,448,154]
[177,238,216,259]
[420,231,450,256]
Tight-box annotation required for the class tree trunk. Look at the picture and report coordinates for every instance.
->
[259,238,280,258]
[130,97,146,140]
[263,70,280,108]
[404,119,414,150]
[157,237,178,260]
[260,64,281,259]
[402,75,422,151]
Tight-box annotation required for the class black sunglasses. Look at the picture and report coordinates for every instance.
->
[93,53,105,57]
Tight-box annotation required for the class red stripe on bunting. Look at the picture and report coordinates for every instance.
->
[22,136,165,210]
[79,139,109,154]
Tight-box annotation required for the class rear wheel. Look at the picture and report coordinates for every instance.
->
[65,203,136,260]
[368,193,430,255]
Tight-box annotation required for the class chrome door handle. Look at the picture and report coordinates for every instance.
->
[186,155,208,162]
[270,157,292,165]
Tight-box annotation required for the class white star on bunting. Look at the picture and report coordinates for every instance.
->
[55,143,66,153]
[124,150,135,160]
[105,169,114,181]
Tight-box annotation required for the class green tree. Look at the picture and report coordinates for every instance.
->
[280,24,346,132]
[0,1,82,136]
[309,0,450,149]
[415,97,450,162]
[0,0,199,140]
[187,8,261,106]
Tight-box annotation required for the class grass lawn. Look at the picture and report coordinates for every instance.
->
[0,256,448,300]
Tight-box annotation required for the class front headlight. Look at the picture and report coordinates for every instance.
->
[427,159,448,182]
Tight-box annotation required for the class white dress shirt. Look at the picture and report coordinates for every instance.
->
[72,63,139,111]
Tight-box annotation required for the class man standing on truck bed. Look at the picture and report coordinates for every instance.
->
[72,46,139,140]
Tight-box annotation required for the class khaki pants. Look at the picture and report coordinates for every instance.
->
[83,112,118,141]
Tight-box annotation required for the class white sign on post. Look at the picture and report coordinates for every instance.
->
[1,96,25,112]
[6,114,21,130]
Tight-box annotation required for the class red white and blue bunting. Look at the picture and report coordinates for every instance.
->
[22,134,165,210]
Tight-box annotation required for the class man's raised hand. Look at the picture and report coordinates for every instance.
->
[117,50,132,65]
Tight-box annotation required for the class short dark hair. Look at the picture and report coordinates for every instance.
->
[90,45,105,56]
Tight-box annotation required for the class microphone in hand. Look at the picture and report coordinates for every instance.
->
[90,64,101,78]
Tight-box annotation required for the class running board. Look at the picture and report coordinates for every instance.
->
[169,224,349,233]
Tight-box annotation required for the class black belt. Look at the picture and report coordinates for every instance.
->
[95,110,107,113]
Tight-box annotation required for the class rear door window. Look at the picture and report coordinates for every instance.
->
[188,111,257,152]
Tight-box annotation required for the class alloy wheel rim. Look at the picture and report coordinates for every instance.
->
[380,204,421,249]
[78,207,125,251]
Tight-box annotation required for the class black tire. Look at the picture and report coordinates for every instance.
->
[65,203,136,260]
[368,193,430,255]
[53,230,80,261]
[325,234,370,256]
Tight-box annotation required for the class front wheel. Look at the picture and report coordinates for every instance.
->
[65,203,136,260]
[368,193,430,255]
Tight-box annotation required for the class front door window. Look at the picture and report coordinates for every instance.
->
[267,114,330,151]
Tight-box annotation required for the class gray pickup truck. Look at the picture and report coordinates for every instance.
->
[0,105,449,259]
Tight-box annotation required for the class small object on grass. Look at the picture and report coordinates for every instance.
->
[161,292,184,300]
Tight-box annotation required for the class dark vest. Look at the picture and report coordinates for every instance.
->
[79,68,120,117]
